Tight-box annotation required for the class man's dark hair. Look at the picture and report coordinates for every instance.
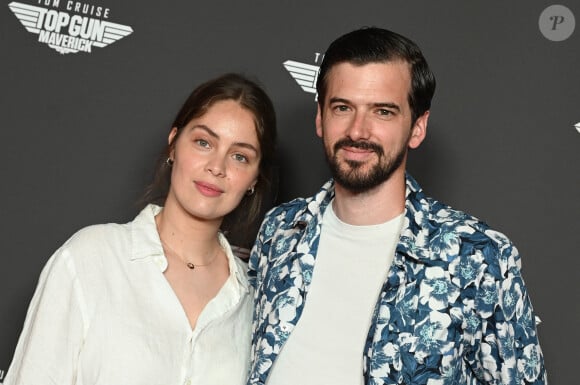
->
[316,27,436,124]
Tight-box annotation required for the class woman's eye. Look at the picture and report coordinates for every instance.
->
[233,153,248,163]
[195,139,210,148]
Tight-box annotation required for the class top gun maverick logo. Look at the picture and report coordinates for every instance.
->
[283,52,324,101]
[8,1,133,54]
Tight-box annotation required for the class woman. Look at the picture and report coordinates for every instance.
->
[4,73,277,385]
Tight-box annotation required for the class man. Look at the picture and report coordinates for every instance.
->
[248,27,546,385]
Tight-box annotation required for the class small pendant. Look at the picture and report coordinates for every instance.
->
[186,262,195,269]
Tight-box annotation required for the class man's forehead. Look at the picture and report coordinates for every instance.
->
[324,62,412,106]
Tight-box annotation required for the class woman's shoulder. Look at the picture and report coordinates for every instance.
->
[62,221,130,252]
[48,214,143,275]
[62,207,156,253]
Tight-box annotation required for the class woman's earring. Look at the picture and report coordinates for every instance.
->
[246,186,255,196]
[166,157,174,167]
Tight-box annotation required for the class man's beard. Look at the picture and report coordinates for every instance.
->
[325,138,407,193]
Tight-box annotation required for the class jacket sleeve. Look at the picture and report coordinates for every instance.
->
[4,246,86,385]
[469,237,547,384]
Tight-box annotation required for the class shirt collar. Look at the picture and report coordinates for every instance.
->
[397,174,432,262]
[288,174,434,263]
[129,204,249,292]
[129,204,165,262]
[288,179,335,229]
[219,232,250,292]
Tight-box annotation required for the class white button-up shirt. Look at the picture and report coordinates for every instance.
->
[5,204,253,385]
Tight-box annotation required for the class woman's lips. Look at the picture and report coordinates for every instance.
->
[195,181,224,197]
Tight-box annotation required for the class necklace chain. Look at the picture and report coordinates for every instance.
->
[160,239,220,270]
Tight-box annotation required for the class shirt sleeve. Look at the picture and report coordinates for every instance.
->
[4,246,87,385]
[247,214,273,385]
[248,218,268,291]
[469,239,547,384]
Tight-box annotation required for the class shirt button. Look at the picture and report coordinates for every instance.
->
[153,255,168,272]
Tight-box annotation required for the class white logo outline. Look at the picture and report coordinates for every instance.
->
[8,1,133,54]
[283,59,320,98]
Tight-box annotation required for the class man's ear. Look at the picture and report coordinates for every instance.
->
[315,104,323,138]
[408,111,429,149]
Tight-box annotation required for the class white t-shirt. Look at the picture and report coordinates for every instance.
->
[4,204,252,385]
[266,202,404,385]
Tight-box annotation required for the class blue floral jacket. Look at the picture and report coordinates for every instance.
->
[248,175,546,385]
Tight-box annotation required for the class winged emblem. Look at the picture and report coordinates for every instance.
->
[283,60,320,94]
[8,1,133,54]
[575,122,580,134]
[91,21,133,49]
[8,2,44,34]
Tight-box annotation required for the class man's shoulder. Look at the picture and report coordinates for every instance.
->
[407,175,512,248]
[263,181,334,225]
[413,194,518,271]
[428,196,511,243]
[260,197,313,237]
[266,196,310,217]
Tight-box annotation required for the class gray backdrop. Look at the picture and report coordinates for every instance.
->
[1,1,578,383]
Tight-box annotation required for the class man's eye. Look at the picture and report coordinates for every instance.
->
[333,105,350,112]
[377,109,392,116]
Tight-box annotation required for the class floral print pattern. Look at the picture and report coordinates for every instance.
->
[248,175,546,385]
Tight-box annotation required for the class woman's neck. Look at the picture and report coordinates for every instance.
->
[154,202,223,264]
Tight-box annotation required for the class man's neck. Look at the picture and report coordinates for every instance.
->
[332,171,406,226]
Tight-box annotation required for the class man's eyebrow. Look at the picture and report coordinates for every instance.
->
[328,98,401,112]
[191,124,259,154]
[328,97,350,105]
[373,102,401,112]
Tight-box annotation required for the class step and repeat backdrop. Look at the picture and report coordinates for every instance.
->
[1,1,578,383]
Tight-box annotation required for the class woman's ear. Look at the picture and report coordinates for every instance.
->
[168,127,178,145]
[167,127,178,159]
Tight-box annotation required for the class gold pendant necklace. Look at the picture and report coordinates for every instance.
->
[160,239,219,270]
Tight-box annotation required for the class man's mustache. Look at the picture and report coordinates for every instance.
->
[333,139,384,156]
